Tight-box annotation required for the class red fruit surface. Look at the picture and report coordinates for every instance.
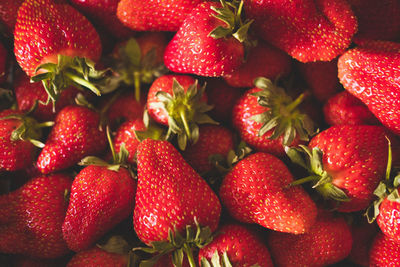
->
[198,224,273,267]
[0,42,6,84]
[14,0,102,77]
[37,105,107,174]
[267,210,353,267]
[377,197,400,244]
[0,0,24,35]
[338,40,400,135]
[164,1,244,77]
[67,247,127,267]
[0,174,71,258]
[134,139,221,245]
[244,0,357,62]
[220,152,317,234]
[114,119,146,164]
[117,0,201,32]
[370,232,400,267]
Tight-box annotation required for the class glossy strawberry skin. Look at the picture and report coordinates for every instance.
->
[114,119,146,164]
[376,198,400,244]
[198,224,273,267]
[14,0,101,77]
[370,233,400,267]
[244,0,357,62]
[37,105,107,174]
[220,152,317,234]
[0,0,24,35]
[67,247,127,267]
[117,0,201,32]
[134,139,221,245]
[338,40,400,135]
[267,210,353,267]
[164,1,244,77]
[0,110,36,172]
[0,174,71,258]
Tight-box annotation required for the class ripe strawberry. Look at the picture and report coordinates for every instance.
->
[267,210,353,267]
[369,232,400,267]
[244,0,357,62]
[338,40,400,136]
[232,77,314,157]
[67,247,128,267]
[323,90,379,126]
[0,174,71,258]
[219,152,317,234]
[164,1,250,77]
[198,224,273,267]
[117,0,201,32]
[0,0,24,36]
[223,41,292,88]
[0,42,6,84]
[37,105,107,174]
[134,139,221,264]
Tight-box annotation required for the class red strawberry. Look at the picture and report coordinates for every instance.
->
[0,0,24,36]
[369,232,400,267]
[37,105,107,174]
[164,1,250,77]
[117,0,201,32]
[198,224,273,267]
[0,174,71,258]
[134,138,221,264]
[323,90,379,126]
[244,0,357,62]
[0,42,6,84]
[232,77,314,157]
[223,41,292,88]
[267,210,353,267]
[338,40,400,136]
[219,152,317,234]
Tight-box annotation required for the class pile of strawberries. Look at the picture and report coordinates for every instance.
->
[1,0,400,266]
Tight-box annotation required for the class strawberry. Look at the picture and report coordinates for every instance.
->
[134,139,221,265]
[14,0,114,106]
[369,232,400,267]
[219,152,317,234]
[0,42,6,84]
[0,174,71,258]
[117,0,201,32]
[37,105,107,174]
[198,223,273,267]
[267,210,353,267]
[323,90,379,126]
[164,1,251,77]
[244,0,357,62]
[223,40,292,88]
[232,77,314,157]
[287,125,397,212]
[338,40,400,136]
[147,75,216,150]
[182,124,234,174]
[0,0,24,36]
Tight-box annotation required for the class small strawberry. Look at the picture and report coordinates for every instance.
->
[147,75,216,150]
[117,0,201,32]
[369,232,400,267]
[338,40,400,136]
[0,174,71,258]
[244,0,357,62]
[267,210,353,267]
[37,105,107,174]
[0,0,24,36]
[232,77,314,157]
[164,1,252,77]
[219,152,317,234]
[198,223,273,267]
[323,90,379,126]
[134,139,221,266]
[223,40,292,88]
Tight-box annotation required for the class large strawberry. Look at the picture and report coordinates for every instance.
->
[338,40,400,135]
[164,1,252,77]
[0,174,71,258]
[134,139,221,266]
[37,105,107,174]
[369,232,400,267]
[267,210,353,267]
[244,0,357,62]
[198,223,273,267]
[14,0,115,106]
[219,152,317,234]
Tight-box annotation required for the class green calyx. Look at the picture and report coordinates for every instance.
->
[209,0,253,44]
[209,141,252,175]
[134,219,213,267]
[31,54,120,108]
[156,79,218,151]
[250,77,315,146]
[286,145,350,202]
[200,251,261,267]
[134,110,166,143]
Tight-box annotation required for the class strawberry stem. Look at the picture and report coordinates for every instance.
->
[385,136,392,181]
[290,175,321,187]
[183,243,196,267]
[107,126,117,163]
[134,71,141,102]
[64,72,101,96]
[180,109,192,142]
[286,93,305,113]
